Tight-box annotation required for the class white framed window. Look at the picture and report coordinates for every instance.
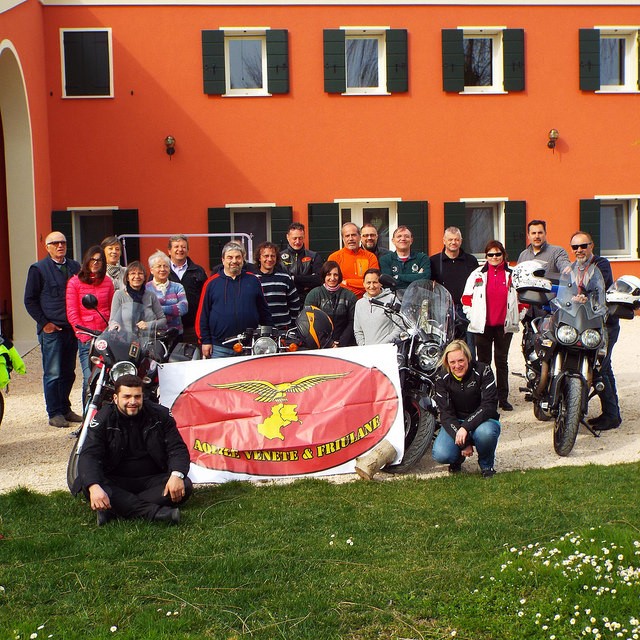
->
[460,198,506,258]
[337,198,399,248]
[343,28,387,95]
[594,196,639,259]
[223,28,269,96]
[229,206,273,255]
[597,27,639,93]
[60,28,113,98]
[461,27,505,94]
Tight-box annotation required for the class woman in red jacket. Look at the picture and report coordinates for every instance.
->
[66,245,114,405]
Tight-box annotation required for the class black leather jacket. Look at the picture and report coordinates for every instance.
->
[280,246,323,298]
[73,401,190,494]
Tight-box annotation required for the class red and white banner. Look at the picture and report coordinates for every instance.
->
[158,345,404,483]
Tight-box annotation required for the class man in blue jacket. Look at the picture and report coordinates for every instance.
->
[24,231,81,428]
[196,241,272,358]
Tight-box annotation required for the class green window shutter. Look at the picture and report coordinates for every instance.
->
[444,201,466,231]
[579,29,600,91]
[386,29,408,93]
[202,30,226,95]
[270,206,293,249]
[208,207,231,270]
[442,29,464,92]
[580,199,601,254]
[397,201,428,253]
[63,31,110,97]
[113,209,140,263]
[51,211,74,257]
[504,200,527,261]
[308,202,339,260]
[323,30,346,94]
[266,30,289,95]
[503,29,525,92]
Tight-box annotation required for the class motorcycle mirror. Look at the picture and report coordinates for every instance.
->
[81,294,99,310]
[379,274,397,290]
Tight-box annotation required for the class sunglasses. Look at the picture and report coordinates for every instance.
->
[486,252,503,258]
[47,240,66,246]
[571,243,591,250]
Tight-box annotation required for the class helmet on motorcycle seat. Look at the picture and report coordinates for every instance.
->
[511,260,552,292]
[296,306,334,349]
[606,275,640,308]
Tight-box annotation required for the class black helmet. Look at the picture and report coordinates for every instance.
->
[296,306,334,349]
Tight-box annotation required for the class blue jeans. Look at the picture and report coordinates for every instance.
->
[432,419,501,470]
[599,323,620,420]
[39,329,77,418]
[212,344,237,358]
[78,340,92,406]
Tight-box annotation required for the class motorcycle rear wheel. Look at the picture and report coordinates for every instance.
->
[533,400,552,422]
[553,377,583,456]
[385,394,436,474]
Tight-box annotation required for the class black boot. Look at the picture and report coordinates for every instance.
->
[153,506,180,524]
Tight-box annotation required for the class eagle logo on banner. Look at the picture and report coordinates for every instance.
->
[210,373,350,439]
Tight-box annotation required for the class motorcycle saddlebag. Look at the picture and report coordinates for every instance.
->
[168,342,202,362]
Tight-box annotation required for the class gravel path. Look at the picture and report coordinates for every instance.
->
[1,321,639,495]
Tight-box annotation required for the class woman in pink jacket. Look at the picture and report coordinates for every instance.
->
[66,245,114,405]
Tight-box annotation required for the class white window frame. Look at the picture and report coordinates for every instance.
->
[341,26,389,96]
[227,203,275,250]
[594,194,640,260]
[336,198,400,249]
[60,28,114,99]
[459,197,507,259]
[459,26,506,95]
[222,27,270,97]
[596,26,640,94]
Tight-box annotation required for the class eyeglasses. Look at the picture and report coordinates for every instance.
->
[47,240,66,246]
[486,252,503,258]
[571,243,591,250]
[89,258,103,263]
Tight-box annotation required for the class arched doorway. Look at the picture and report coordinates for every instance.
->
[0,41,37,348]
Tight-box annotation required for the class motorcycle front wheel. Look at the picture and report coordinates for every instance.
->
[553,376,583,456]
[67,437,79,492]
[385,394,436,474]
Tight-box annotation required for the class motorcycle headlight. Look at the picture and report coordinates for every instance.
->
[580,328,602,349]
[111,361,137,381]
[253,337,278,355]
[556,324,578,345]
[415,343,441,372]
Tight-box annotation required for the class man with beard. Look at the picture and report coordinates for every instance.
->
[197,241,272,358]
[569,231,620,431]
[360,223,389,260]
[74,375,192,525]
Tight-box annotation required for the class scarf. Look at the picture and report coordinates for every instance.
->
[126,282,145,305]
[153,279,169,296]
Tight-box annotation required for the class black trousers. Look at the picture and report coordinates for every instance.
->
[474,327,513,403]
[95,473,193,521]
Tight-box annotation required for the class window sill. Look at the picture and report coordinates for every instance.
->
[341,90,391,96]
[595,88,639,94]
[223,92,272,98]
[459,89,508,95]
[62,94,114,99]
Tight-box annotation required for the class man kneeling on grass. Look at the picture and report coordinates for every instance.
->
[74,374,192,526]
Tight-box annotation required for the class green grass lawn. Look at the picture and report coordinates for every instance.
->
[1,464,639,639]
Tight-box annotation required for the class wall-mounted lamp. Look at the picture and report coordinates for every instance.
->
[547,129,559,150]
[164,135,176,158]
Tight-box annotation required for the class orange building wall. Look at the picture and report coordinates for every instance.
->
[40,3,640,274]
[1,0,53,256]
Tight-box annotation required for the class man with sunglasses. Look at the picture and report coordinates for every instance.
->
[24,231,81,428]
[568,231,621,431]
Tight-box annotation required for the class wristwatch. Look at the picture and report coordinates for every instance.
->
[171,471,185,479]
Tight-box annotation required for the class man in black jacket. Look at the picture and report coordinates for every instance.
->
[280,223,323,300]
[75,375,192,525]
[24,231,81,428]
[167,234,208,344]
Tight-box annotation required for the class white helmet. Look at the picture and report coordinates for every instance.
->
[606,275,640,307]
[511,260,552,292]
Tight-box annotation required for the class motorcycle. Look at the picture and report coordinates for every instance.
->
[67,295,200,491]
[517,263,609,456]
[371,276,456,472]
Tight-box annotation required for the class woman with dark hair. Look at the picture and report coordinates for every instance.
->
[461,240,522,411]
[66,245,114,403]
[110,261,166,333]
[304,260,357,347]
[101,235,127,291]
